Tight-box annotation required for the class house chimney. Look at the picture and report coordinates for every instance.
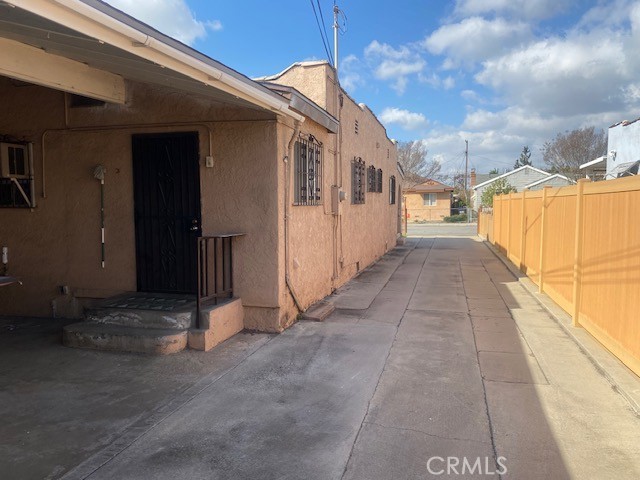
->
[470,168,477,188]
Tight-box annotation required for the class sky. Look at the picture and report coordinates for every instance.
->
[104,0,640,174]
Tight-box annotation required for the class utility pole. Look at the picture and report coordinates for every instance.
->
[465,139,470,223]
[333,3,339,71]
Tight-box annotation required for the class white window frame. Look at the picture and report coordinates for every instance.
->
[0,142,29,179]
[423,193,437,206]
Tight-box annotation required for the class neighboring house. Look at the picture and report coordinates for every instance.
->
[606,118,640,178]
[403,180,453,222]
[0,1,401,351]
[470,169,498,209]
[579,155,607,181]
[525,174,573,190]
[472,165,551,210]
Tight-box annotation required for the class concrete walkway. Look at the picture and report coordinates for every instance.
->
[2,234,640,479]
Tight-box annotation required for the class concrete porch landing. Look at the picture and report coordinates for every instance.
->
[63,293,243,354]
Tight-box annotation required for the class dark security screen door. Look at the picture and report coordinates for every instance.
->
[132,132,201,293]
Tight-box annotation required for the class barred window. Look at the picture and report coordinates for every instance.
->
[294,134,322,206]
[390,176,396,204]
[352,157,365,204]
[377,168,383,193]
[367,165,377,192]
[0,178,32,208]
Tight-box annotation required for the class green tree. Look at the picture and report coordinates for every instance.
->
[541,127,606,181]
[397,140,441,186]
[514,146,532,169]
[480,178,516,207]
[488,168,500,174]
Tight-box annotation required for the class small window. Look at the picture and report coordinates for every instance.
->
[355,119,359,135]
[352,157,365,204]
[294,134,323,206]
[367,165,377,192]
[423,193,437,206]
[0,142,32,208]
[1,143,28,178]
[377,168,383,193]
[390,176,396,204]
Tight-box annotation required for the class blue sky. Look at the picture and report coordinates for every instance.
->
[105,0,640,174]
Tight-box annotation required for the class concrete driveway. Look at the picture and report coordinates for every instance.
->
[2,233,639,479]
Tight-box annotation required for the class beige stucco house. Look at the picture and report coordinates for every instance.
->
[404,180,453,222]
[0,1,401,352]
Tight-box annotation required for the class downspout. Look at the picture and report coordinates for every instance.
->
[284,120,304,311]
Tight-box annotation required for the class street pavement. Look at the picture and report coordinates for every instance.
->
[407,222,477,237]
[2,229,640,479]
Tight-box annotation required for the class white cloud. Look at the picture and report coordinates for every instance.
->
[364,40,425,95]
[339,54,364,93]
[475,29,633,116]
[206,20,223,32]
[424,17,532,66]
[443,76,456,90]
[364,40,411,60]
[460,89,480,102]
[454,0,572,20]
[375,60,425,79]
[379,108,429,131]
[106,0,222,45]
[419,73,455,90]
[421,105,639,175]
[372,1,640,176]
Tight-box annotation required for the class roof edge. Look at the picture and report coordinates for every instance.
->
[9,0,304,121]
[473,165,550,190]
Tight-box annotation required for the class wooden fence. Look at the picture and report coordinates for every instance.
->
[478,176,640,377]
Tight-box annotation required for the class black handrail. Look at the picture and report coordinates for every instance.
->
[196,234,244,328]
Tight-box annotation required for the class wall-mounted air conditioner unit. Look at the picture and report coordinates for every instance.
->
[0,142,29,179]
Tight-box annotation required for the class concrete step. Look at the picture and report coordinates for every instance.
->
[85,293,195,330]
[63,322,188,355]
[189,298,244,352]
[85,307,193,330]
[301,301,335,322]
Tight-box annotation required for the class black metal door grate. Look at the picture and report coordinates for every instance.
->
[132,132,201,294]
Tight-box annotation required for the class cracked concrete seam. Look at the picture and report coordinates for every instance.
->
[363,421,492,445]
[340,238,434,480]
[459,258,504,480]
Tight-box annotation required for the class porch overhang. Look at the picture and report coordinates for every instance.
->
[0,0,305,121]
[0,36,125,103]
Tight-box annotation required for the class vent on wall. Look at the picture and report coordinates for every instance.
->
[69,94,106,108]
[355,119,359,135]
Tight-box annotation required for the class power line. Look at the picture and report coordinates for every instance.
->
[310,0,333,64]
[317,0,333,61]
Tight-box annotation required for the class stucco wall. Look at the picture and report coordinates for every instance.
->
[607,121,640,174]
[0,78,282,326]
[269,62,400,326]
[405,192,451,222]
